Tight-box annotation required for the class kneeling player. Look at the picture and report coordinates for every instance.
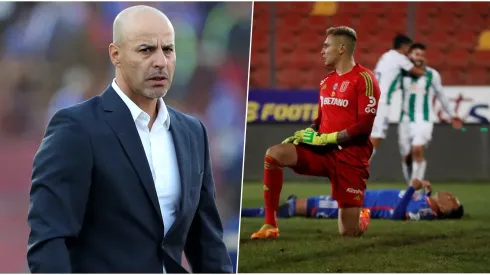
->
[397,43,462,182]
[252,26,380,239]
[243,179,464,221]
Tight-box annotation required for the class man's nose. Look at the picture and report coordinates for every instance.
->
[153,50,168,68]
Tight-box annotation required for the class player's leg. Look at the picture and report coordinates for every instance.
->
[263,143,298,226]
[411,122,433,181]
[241,207,265,217]
[279,196,331,218]
[338,206,361,236]
[411,145,425,180]
[369,137,382,152]
[242,196,300,218]
[337,205,371,236]
[404,153,413,182]
[243,195,340,220]
[398,121,412,183]
[297,195,339,218]
[369,103,390,160]
[252,144,329,239]
[331,157,370,236]
[369,137,381,161]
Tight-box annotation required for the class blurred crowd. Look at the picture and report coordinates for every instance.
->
[0,2,250,272]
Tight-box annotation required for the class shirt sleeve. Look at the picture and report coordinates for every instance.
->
[399,54,415,72]
[345,71,381,137]
[392,186,415,220]
[431,69,455,117]
[357,71,381,118]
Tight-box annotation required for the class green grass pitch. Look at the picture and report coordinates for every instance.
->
[238,182,490,273]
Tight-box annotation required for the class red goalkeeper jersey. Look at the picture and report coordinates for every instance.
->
[312,64,381,166]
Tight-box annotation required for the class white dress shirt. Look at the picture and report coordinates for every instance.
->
[112,80,181,266]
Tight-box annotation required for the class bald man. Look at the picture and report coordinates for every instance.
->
[27,5,232,273]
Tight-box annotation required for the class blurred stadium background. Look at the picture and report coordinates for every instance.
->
[0,2,251,272]
[246,2,490,182]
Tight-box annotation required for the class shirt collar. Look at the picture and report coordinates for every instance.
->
[111,79,170,130]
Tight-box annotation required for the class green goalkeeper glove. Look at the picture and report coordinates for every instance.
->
[282,127,314,145]
[300,129,338,146]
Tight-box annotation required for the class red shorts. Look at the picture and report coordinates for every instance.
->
[292,144,369,208]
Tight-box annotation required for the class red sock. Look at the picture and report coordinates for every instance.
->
[263,155,283,227]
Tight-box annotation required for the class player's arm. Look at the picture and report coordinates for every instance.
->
[391,186,416,220]
[301,71,380,145]
[432,70,463,129]
[400,54,425,77]
[422,180,432,197]
[343,71,381,142]
[407,66,425,77]
[432,70,454,116]
[337,71,381,144]
[405,180,437,221]
[392,180,423,220]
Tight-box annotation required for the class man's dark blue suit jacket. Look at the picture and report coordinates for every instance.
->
[27,86,233,273]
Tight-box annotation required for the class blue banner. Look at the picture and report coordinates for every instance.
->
[248,87,490,125]
[247,89,319,123]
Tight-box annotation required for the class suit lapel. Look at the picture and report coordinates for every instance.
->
[165,108,191,239]
[101,87,164,226]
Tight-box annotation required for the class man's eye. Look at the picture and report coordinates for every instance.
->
[163,47,174,53]
[141,48,151,53]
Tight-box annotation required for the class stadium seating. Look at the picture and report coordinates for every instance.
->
[250,2,490,89]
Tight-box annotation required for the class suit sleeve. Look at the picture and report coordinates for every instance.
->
[184,121,233,273]
[27,109,92,273]
[345,71,381,137]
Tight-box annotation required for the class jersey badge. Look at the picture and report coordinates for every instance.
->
[340,81,350,92]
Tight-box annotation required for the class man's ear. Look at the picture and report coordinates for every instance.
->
[109,43,121,67]
[339,43,346,55]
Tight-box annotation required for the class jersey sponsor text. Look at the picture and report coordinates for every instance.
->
[320,96,349,107]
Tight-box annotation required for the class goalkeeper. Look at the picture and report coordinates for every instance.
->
[243,179,464,221]
[252,26,381,240]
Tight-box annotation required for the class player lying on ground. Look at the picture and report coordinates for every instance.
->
[370,34,426,159]
[252,26,381,239]
[397,43,462,183]
[243,179,464,221]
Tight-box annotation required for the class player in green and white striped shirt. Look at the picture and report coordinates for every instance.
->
[371,35,426,160]
[397,43,462,183]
